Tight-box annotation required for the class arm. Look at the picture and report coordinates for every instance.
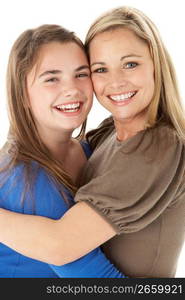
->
[1,126,182,269]
[0,202,116,265]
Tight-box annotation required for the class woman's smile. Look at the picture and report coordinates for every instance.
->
[89,28,154,127]
[108,90,137,105]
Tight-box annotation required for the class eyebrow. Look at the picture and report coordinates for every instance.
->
[90,54,142,67]
[39,70,61,78]
[120,54,142,61]
[39,65,89,78]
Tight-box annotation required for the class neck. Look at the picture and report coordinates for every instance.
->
[114,114,147,141]
[38,127,74,162]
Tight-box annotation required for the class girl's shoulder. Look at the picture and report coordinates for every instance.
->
[0,160,70,217]
[80,140,92,159]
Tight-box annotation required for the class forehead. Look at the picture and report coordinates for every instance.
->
[28,41,88,79]
[37,41,87,67]
[89,28,150,57]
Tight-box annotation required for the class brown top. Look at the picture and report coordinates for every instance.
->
[75,125,185,277]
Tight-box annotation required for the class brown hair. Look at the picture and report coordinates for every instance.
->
[1,24,87,202]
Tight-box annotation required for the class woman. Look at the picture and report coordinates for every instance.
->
[1,7,185,277]
[0,24,125,278]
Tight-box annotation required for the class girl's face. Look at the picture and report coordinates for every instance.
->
[27,42,93,137]
[89,28,155,126]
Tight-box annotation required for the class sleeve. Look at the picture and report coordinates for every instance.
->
[75,127,185,234]
[50,247,126,278]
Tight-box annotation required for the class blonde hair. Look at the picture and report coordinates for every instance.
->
[85,6,185,140]
[1,24,87,200]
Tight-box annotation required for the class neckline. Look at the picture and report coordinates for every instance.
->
[114,128,146,147]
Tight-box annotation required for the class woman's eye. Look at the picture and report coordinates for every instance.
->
[124,62,138,69]
[92,67,107,73]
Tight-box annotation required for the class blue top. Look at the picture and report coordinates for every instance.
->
[0,142,125,278]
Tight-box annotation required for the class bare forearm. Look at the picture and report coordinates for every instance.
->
[0,208,60,264]
[0,203,115,265]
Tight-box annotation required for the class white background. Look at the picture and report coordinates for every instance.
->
[0,0,184,277]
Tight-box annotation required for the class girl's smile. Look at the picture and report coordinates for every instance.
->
[27,41,93,139]
[54,101,83,116]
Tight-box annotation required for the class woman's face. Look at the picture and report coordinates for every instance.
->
[89,28,155,126]
[27,41,93,137]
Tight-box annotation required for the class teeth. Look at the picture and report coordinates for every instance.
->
[64,109,78,112]
[110,92,136,101]
[56,102,80,111]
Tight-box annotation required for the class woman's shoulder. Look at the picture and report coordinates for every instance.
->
[152,123,183,139]
[127,124,185,153]
[147,124,185,152]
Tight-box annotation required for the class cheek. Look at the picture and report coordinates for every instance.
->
[145,66,155,91]
[28,89,45,118]
[91,76,103,95]
[87,80,93,96]
[137,68,155,96]
[146,75,155,97]
[81,81,93,100]
[27,91,37,111]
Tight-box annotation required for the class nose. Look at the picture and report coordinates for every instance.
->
[60,78,80,98]
[108,70,127,89]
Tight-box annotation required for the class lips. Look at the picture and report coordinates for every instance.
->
[54,101,82,113]
[108,91,137,102]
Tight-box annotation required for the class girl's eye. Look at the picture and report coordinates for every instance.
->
[92,67,107,73]
[76,73,89,78]
[124,62,138,69]
[45,77,59,83]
